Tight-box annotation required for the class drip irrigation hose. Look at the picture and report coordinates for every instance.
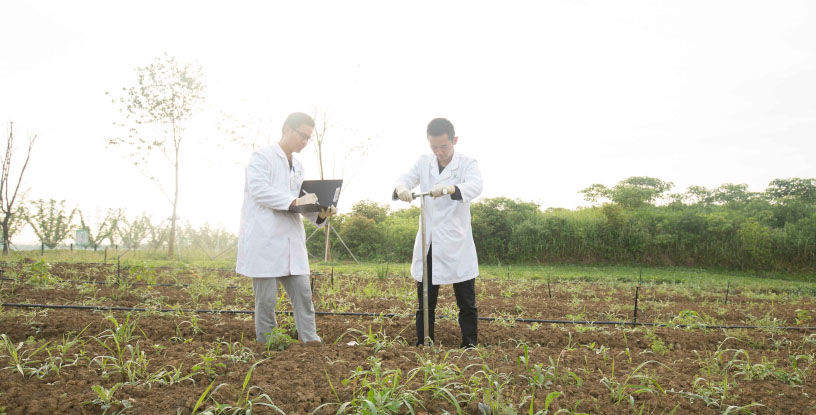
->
[0,277,241,290]
[3,302,816,331]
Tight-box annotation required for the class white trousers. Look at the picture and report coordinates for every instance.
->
[252,275,321,343]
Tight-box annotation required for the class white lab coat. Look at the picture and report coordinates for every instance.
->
[236,143,324,278]
[395,152,483,284]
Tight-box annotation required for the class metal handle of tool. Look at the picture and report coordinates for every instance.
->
[411,186,448,200]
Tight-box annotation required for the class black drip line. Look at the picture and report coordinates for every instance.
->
[2,302,816,331]
[0,277,242,290]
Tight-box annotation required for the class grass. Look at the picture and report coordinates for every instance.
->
[8,249,816,292]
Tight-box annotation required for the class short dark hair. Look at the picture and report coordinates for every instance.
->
[282,112,315,133]
[427,118,455,141]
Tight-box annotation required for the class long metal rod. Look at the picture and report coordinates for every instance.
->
[3,302,816,331]
[331,225,360,264]
[324,222,331,262]
[419,192,430,345]
[305,226,322,242]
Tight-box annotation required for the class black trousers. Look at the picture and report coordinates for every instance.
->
[416,245,478,347]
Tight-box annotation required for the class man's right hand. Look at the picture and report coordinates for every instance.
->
[395,185,413,202]
[295,193,318,206]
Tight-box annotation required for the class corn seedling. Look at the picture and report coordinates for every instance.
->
[332,356,422,415]
[600,360,667,405]
[86,383,132,415]
[205,359,286,414]
[336,326,407,353]
[0,334,51,377]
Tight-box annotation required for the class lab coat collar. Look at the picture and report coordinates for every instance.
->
[435,151,460,181]
[273,142,287,159]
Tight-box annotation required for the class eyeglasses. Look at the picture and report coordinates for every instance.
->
[291,128,312,141]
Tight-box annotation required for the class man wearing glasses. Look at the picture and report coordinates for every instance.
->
[236,112,336,344]
[393,118,483,348]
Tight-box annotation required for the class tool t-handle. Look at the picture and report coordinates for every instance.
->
[412,187,449,200]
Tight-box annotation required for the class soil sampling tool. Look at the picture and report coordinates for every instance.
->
[408,188,449,346]
[414,190,432,345]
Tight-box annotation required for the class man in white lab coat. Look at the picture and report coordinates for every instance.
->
[394,118,483,347]
[236,112,336,343]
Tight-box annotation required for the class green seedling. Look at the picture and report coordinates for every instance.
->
[263,327,297,353]
[87,383,132,415]
[0,334,51,377]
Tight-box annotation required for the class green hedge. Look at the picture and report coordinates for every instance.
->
[306,178,816,272]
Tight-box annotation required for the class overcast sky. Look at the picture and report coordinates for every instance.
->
[1,1,815,244]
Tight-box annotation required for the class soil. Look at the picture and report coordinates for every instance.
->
[0,262,814,414]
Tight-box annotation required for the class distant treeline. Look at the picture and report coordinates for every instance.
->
[307,177,816,272]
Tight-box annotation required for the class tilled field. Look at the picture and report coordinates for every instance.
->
[0,261,815,414]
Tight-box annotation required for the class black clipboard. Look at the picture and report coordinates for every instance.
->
[291,179,343,213]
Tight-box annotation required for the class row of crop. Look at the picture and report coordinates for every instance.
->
[3,311,814,414]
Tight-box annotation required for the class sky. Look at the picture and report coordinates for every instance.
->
[1,1,815,245]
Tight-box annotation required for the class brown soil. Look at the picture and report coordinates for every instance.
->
[0,263,814,414]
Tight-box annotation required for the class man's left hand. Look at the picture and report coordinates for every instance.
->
[319,205,337,220]
[431,185,456,198]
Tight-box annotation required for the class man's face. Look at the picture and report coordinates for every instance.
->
[283,124,314,153]
[428,133,457,164]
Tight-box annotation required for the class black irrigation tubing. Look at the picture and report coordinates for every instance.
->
[4,261,240,275]
[0,277,242,290]
[3,302,816,331]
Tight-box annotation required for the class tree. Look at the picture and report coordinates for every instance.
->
[146,217,170,250]
[580,177,674,208]
[25,199,76,249]
[107,53,206,258]
[683,185,714,206]
[338,215,384,260]
[711,183,754,206]
[579,183,611,204]
[77,209,119,249]
[2,204,27,251]
[310,107,376,262]
[119,213,153,250]
[471,197,540,263]
[609,177,674,208]
[312,107,333,261]
[179,221,237,251]
[0,122,36,254]
[766,178,816,204]
[350,200,390,223]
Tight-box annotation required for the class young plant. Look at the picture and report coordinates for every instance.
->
[263,327,297,353]
[86,383,132,415]
[205,359,285,414]
[323,356,422,415]
[0,334,51,377]
[599,360,667,405]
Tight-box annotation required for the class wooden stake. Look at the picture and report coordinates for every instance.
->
[547,277,552,299]
[330,266,334,288]
[633,285,640,323]
[724,281,730,305]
